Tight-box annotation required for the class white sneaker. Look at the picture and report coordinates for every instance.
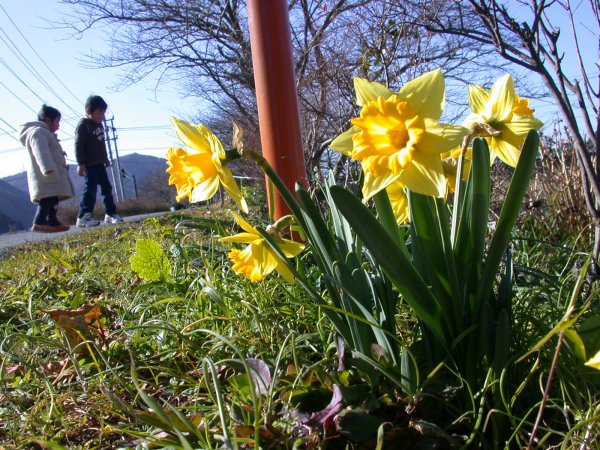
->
[104,213,124,224]
[76,213,100,227]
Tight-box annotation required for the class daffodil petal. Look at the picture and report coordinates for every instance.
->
[461,112,483,130]
[362,171,401,201]
[486,74,515,122]
[221,169,249,214]
[467,84,489,115]
[585,350,600,370]
[354,77,393,106]
[252,240,279,276]
[399,68,445,119]
[490,136,521,167]
[279,240,305,258]
[219,232,259,244]
[230,211,258,235]
[386,181,410,224]
[171,117,212,153]
[503,114,544,136]
[190,176,220,202]
[419,119,469,154]
[330,126,359,156]
[399,151,445,197]
[275,259,296,283]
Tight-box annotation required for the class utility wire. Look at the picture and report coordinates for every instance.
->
[0,125,19,142]
[0,55,48,103]
[0,116,17,132]
[0,4,82,107]
[0,79,38,114]
[0,26,81,118]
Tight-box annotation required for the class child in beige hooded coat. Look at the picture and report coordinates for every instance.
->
[19,105,74,232]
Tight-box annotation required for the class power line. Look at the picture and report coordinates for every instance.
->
[0,25,81,118]
[0,54,48,104]
[0,116,17,132]
[0,79,39,114]
[0,4,82,107]
[0,126,19,142]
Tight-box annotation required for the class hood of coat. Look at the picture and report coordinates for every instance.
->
[19,121,51,146]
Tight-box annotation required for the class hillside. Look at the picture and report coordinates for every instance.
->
[0,178,36,231]
[0,153,170,232]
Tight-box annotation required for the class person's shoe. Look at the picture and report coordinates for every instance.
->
[49,223,70,232]
[76,213,100,228]
[31,223,70,233]
[104,213,124,224]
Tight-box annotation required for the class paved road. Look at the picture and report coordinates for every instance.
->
[0,211,170,251]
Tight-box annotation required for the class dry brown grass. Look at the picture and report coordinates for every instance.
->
[491,129,592,244]
[57,198,171,224]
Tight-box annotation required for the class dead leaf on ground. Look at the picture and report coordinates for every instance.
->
[43,302,107,354]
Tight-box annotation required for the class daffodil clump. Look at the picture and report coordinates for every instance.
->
[327,69,542,224]
[166,118,305,283]
[165,69,542,282]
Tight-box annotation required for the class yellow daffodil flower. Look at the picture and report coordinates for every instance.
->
[166,118,248,213]
[386,181,410,224]
[219,212,304,283]
[330,69,468,199]
[585,350,600,371]
[463,74,543,167]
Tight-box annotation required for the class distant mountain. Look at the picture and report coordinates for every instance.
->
[115,153,170,200]
[0,153,170,232]
[0,178,36,231]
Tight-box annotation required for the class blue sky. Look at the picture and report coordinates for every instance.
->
[0,0,196,178]
[0,0,597,179]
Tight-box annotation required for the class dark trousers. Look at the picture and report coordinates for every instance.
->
[33,196,59,225]
[78,164,116,218]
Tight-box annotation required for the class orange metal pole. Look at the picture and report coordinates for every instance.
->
[247,0,307,220]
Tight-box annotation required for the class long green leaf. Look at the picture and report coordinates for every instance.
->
[454,138,490,318]
[330,186,447,344]
[373,189,407,254]
[296,184,341,264]
[408,192,460,338]
[325,172,354,251]
[477,130,539,305]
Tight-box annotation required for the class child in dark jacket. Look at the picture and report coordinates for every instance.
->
[75,95,123,227]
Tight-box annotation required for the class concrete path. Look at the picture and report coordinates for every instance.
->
[0,211,170,251]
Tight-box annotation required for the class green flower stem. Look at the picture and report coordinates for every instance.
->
[451,134,474,245]
[238,147,307,230]
[222,148,243,164]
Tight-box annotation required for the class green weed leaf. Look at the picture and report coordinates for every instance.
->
[130,239,173,282]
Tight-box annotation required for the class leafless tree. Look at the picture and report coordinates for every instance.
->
[403,0,600,268]
[59,0,502,183]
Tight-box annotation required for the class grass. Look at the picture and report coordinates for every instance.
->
[1,179,600,448]
[0,206,330,448]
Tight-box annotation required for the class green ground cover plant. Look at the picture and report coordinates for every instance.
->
[0,183,599,448]
[2,69,600,449]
